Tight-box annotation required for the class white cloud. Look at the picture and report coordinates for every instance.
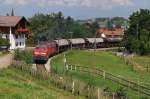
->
[0,0,133,8]
[1,0,28,5]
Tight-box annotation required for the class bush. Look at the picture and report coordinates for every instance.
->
[141,96,149,99]
[14,49,33,64]
[116,87,128,99]
[0,37,10,47]
[103,87,111,93]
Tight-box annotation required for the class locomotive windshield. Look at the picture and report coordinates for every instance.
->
[35,46,46,50]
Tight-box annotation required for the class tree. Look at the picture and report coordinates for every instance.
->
[107,19,113,30]
[11,8,14,16]
[123,9,150,55]
[29,12,94,44]
[0,36,10,47]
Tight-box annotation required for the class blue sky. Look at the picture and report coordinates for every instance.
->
[0,0,150,19]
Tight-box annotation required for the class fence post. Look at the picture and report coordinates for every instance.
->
[138,80,140,99]
[71,65,73,70]
[72,80,75,94]
[66,64,69,71]
[75,65,76,71]
[147,65,149,72]
[103,70,106,80]
[128,81,131,89]
[98,88,100,99]
[113,93,115,99]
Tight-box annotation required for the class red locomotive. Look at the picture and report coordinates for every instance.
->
[33,41,57,63]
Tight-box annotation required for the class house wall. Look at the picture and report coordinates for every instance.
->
[14,34,26,49]
[2,32,26,50]
[9,33,15,50]
[10,33,26,49]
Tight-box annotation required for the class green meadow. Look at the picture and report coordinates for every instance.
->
[51,50,150,99]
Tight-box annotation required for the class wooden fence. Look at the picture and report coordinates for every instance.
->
[123,57,150,72]
[11,61,118,99]
[113,52,150,72]
[66,64,150,96]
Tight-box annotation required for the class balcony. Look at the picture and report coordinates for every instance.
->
[16,28,29,33]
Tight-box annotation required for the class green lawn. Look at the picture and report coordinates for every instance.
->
[65,50,150,83]
[0,68,85,99]
[51,50,150,99]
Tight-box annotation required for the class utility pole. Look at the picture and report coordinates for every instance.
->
[69,32,73,51]
[136,23,139,40]
[94,31,97,54]
[58,38,60,53]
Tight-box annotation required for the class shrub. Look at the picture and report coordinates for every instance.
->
[0,37,10,49]
[14,49,33,64]
[103,86,111,93]
[141,96,149,99]
[116,87,128,99]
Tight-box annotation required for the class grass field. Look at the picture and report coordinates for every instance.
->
[65,50,150,83]
[132,55,150,68]
[51,50,150,99]
[0,68,85,99]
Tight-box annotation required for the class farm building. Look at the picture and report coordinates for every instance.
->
[0,16,29,50]
[98,28,124,38]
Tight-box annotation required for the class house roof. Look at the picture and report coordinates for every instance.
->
[98,28,124,36]
[0,16,27,27]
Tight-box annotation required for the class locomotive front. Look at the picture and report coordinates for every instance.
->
[33,44,49,63]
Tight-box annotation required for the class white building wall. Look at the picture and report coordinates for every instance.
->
[8,27,26,50]
[9,33,16,50]
[1,28,26,50]
[9,27,15,50]
[14,34,26,49]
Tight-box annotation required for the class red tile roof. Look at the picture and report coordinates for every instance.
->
[98,28,124,36]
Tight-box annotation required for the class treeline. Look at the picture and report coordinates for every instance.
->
[28,12,99,44]
[123,9,150,55]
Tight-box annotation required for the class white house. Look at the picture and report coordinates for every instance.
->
[0,16,29,50]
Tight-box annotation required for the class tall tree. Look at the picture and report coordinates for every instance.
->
[11,8,14,16]
[123,9,150,55]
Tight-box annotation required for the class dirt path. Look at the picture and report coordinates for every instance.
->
[0,53,14,69]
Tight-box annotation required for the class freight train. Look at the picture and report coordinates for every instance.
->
[33,37,123,63]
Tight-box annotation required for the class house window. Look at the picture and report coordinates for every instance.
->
[16,35,18,39]
[6,35,8,39]
[20,42,22,46]
[16,42,18,47]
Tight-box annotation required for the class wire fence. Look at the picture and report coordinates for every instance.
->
[65,63,150,97]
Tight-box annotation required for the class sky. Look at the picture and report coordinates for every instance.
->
[0,0,150,19]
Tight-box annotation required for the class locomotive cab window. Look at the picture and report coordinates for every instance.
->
[42,47,47,50]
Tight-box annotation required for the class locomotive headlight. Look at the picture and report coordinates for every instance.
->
[34,52,40,55]
[41,52,46,55]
